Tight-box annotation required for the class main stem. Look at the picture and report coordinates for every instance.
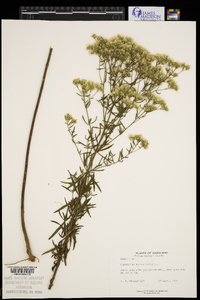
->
[48,254,61,289]
[21,47,53,262]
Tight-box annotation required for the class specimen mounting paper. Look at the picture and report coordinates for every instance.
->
[2,20,196,298]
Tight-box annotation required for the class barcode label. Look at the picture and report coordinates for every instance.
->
[5,266,39,276]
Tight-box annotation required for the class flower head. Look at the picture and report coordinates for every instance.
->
[166,78,179,91]
[122,97,133,107]
[64,113,77,124]
[143,93,169,112]
[128,134,149,149]
[73,78,103,95]
[86,34,150,63]
[110,84,136,99]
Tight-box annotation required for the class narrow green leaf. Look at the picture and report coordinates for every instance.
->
[91,116,98,124]
[77,141,87,147]
[42,247,56,255]
[82,115,88,125]
[54,202,70,213]
[48,224,63,240]
[51,220,62,226]
[94,180,102,192]
[61,185,72,192]
[100,143,114,152]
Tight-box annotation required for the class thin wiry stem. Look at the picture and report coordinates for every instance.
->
[21,47,53,262]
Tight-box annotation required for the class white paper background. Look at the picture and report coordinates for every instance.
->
[2,20,196,298]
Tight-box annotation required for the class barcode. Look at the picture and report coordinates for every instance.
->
[5,266,39,276]
[10,267,35,274]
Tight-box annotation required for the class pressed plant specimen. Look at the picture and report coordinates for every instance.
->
[44,34,190,289]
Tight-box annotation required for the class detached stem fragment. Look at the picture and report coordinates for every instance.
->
[21,47,53,262]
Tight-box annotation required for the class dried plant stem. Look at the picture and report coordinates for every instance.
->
[48,255,61,289]
[21,47,53,262]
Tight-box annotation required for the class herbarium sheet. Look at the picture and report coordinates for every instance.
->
[2,20,196,298]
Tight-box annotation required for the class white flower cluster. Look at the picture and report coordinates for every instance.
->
[64,113,77,124]
[73,78,103,95]
[86,34,190,92]
[128,134,149,149]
